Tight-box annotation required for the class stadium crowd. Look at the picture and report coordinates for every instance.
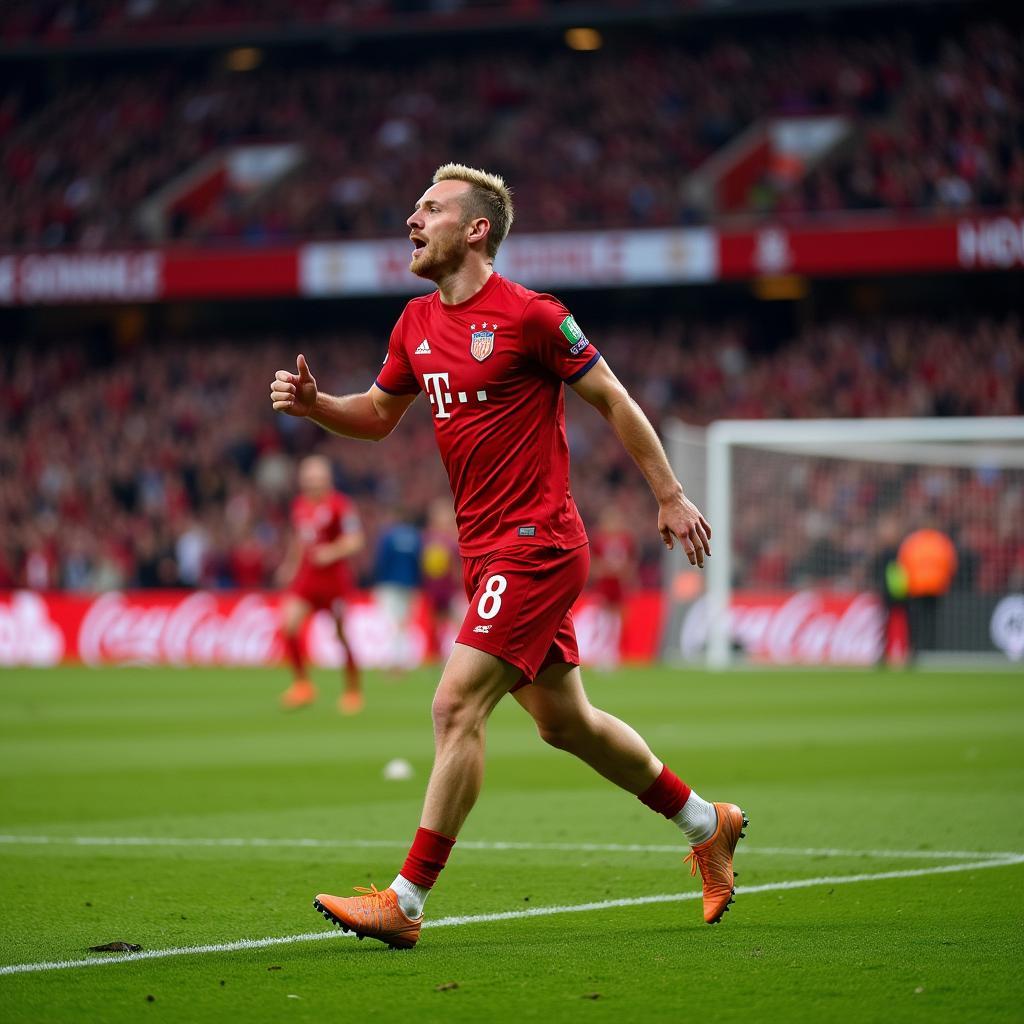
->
[1,19,1019,250]
[2,312,1021,596]
[0,0,584,43]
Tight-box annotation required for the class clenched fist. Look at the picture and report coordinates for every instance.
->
[270,354,317,417]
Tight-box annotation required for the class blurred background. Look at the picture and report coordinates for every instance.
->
[0,0,1021,670]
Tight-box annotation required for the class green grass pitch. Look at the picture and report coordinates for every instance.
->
[1,663,1022,1022]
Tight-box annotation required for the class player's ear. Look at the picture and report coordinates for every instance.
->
[467,217,490,247]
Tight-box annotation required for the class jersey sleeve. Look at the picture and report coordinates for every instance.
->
[523,294,602,383]
[336,495,362,535]
[375,312,420,396]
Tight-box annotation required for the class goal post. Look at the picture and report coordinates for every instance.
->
[663,417,1024,669]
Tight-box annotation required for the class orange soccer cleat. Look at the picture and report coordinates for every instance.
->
[314,885,422,949]
[338,690,365,716]
[683,802,748,924]
[280,679,317,710]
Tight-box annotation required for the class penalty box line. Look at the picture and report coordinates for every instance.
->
[0,834,1020,862]
[2,854,1022,978]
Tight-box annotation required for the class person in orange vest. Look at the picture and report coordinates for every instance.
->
[896,527,958,660]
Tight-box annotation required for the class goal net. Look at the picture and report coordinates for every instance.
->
[662,417,1024,668]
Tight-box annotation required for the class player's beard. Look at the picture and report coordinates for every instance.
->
[409,226,469,281]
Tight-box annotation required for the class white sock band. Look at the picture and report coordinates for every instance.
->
[672,791,718,845]
[390,873,429,919]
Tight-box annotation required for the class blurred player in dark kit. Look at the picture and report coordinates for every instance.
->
[372,507,423,670]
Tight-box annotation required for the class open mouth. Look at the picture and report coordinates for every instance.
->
[410,236,427,252]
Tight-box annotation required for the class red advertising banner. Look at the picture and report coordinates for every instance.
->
[0,589,663,668]
[718,215,1024,278]
[676,590,883,665]
[0,214,1019,306]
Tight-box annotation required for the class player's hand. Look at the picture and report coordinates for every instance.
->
[271,354,317,417]
[310,545,337,567]
[658,491,712,568]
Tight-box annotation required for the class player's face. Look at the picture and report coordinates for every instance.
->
[407,180,472,280]
[298,459,331,498]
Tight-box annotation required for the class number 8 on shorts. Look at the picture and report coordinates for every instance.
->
[477,574,507,620]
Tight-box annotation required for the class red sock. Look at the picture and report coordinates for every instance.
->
[283,631,305,677]
[637,764,692,819]
[400,827,456,888]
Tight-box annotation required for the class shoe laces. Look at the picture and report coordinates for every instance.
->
[683,851,700,878]
[353,883,384,897]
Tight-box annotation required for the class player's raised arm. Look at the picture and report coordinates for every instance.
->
[571,357,711,567]
[270,353,416,441]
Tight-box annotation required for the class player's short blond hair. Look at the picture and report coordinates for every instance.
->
[433,163,514,259]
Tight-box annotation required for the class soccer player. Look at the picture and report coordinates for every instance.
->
[277,454,365,714]
[420,497,462,660]
[590,504,639,669]
[270,164,746,947]
[371,506,422,671]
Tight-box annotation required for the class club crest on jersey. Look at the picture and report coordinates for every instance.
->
[470,325,495,362]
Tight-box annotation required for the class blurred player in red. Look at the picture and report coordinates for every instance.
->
[277,455,365,714]
[590,504,638,669]
[271,164,744,947]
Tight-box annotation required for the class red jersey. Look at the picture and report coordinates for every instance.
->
[291,490,360,581]
[591,527,637,604]
[592,528,636,582]
[376,273,600,557]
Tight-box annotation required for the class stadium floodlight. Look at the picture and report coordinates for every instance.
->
[664,417,1024,669]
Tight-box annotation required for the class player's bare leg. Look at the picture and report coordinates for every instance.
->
[513,661,660,791]
[280,595,316,709]
[314,643,519,945]
[418,643,521,835]
[333,609,363,715]
[515,662,747,924]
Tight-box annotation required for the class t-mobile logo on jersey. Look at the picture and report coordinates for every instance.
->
[423,372,489,420]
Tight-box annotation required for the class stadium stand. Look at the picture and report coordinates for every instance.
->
[2,313,1020,594]
[1,17,1019,249]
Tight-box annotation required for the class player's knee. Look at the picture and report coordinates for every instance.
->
[536,720,573,750]
[431,691,482,741]
[535,709,590,752]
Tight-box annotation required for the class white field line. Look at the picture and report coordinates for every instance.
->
[2,854,1022,978]
[0,834,1019,861]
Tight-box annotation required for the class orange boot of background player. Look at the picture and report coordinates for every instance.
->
[281,678,317,710]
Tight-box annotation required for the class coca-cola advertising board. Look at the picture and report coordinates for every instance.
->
[670,590,1024,664]
[0,589,664,668]
[4,588,1016,668]
[675,591,884,665]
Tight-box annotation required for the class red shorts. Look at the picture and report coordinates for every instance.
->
[457,543,590,688]
[287,567,354,613]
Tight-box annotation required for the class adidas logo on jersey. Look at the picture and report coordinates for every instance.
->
[415,339,431,355]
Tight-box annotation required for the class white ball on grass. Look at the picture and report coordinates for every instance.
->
[383,758,414,781]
